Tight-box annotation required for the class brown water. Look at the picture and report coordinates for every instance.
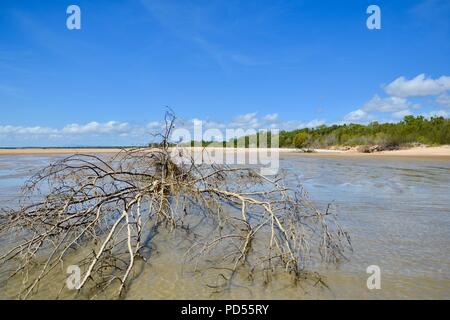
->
[0,154,449,299]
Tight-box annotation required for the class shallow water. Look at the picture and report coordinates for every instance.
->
[0,154,449,299]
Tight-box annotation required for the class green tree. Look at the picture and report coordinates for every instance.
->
[294,132,310,148]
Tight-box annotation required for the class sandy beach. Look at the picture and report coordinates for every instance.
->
[0,145,450,160]
[311,145,450,158]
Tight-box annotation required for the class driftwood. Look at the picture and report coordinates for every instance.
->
[0,111,351,299]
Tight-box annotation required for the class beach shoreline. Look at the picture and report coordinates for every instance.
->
[0,145,449,160]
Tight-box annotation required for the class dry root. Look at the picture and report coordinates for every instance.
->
[0,111,351,299]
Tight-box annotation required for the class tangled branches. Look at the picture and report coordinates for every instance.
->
[0,112,351,299]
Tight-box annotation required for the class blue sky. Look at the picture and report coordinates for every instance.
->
[1,0,450,146]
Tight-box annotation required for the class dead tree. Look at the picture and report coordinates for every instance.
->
[0,111,351,299]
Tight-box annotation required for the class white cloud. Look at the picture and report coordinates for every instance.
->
[305,119,325,128]
[0,125,57,135]
[0,120,138,145]
[384,74,450,97]
[345,74,450,123]
[203,120,226,129]
[172,112,324,135]
[231,112,259,128]
[343,109,369,122]
[423,110,449,118]
[8,103,448,147]
[437,94,450,108]
[362,95,414,113]
[263,113,278,121]
[392,109,413,119]
[274,119,325,131]
[343,94,419,123]
[147,121,162,129]
[62,121,129,134]
[191,118,202,127]
[0,121,148,147]
[233,112,258,123]
[187,118,226,130]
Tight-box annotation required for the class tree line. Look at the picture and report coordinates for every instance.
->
[190,116,450,149]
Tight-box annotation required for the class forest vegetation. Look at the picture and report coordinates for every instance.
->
[191,116,450,150]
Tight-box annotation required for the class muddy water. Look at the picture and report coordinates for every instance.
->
[0,154,449,299]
